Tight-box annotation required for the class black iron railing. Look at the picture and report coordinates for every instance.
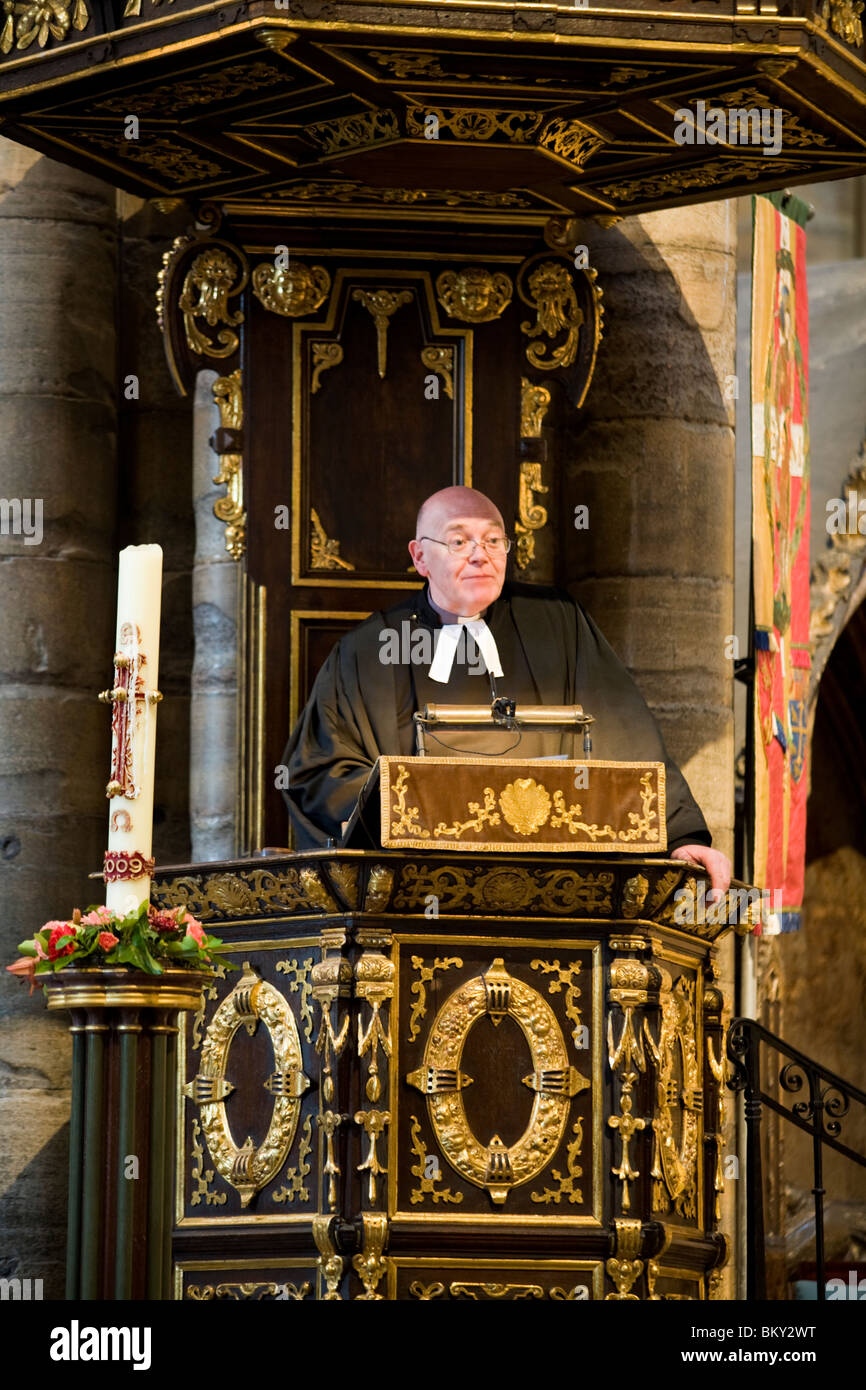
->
[727,1017,866,1301]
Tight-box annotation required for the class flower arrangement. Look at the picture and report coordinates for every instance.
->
[7,901,231,993]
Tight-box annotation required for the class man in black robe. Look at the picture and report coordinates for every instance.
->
[283,486,731,890]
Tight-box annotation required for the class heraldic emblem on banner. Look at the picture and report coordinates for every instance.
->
[750,194,811,933]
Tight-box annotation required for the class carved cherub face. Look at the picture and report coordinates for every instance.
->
[454,267,494,316]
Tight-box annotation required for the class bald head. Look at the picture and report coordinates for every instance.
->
[415,486,504,540]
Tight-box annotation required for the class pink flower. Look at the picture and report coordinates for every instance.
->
[81,907,113,927]
[98,931,119,951]
[6,957,40,994]
[47,922,78,961]
[184,917,205,947]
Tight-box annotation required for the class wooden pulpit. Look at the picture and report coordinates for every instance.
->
[151,757,750,1301]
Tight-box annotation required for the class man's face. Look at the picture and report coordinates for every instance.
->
[408,511,508,616]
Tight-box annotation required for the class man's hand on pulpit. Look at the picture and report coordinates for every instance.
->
[670,845,732,897]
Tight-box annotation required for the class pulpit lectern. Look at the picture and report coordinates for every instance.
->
[152,754,747,1301]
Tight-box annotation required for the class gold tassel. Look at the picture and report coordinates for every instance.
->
[72,0,88,29]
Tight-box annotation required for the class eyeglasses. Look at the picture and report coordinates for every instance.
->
[418,534,512,557]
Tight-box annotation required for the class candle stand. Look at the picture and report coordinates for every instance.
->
[44,969,208,1300]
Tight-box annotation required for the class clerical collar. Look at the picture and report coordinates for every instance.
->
[419,583,494,628]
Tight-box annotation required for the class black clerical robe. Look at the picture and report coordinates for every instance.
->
[282,580,711,853]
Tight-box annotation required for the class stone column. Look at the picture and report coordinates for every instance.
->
[564,200,738,1291]
[189,369,240,861]
[0,138,118,1297]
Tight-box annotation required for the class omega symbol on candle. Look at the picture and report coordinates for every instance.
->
[111,809,132,833]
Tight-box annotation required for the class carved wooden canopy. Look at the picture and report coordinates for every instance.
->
[0,2,864,229]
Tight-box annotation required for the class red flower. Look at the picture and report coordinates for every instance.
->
[47,922,78,961]
[6,956,40,994]
[148,907,182,933]
[98,931,119,951]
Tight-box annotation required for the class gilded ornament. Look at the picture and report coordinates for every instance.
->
[87,135,224,185]
[189,1118,228,1207]
[605,1218,644,1300]
[515,461,549,570]
[622,874,650,918]
[390,764,431,839]
[520,378,551,439]
[93,62,285,115]
[298,866,338,915]
[352,287,413,379]
[530,1119,584,1205]
[325,862,359,909]
[312,1213,344,1300]
[191,961,227,1052]
[412,959,587,1204]
[306,108,399,155]
[407,955,462,1042]
[352,1213,389,1300]
[364,864,394,913]
[271,1115,313,1204]
[498,778,551,835]
[310,508,355,571]
[371,49,470,80]
[317,1111,344,1210]
[275,956,314,1041]
[710,88,831,148]
[409,1281,446,1299]
[3,0,88,52]
[433,787,501,839]
[451,1282,545,1299]
[392,862,614,916]
[643,976,701,1219]
[268,181,531,210]
[519,261,583,372]
[530,958,583,1047]
[191,964,309,1208]
[312,953,351,1103]
[179,247,246,359]
[408,1115,463,1205]
[212,369,245,560]
[252,260,331,317]
[600,159,800,205]
[186,1281,311,1300]
[815,0,863,46]
[436,266,512,324]
[202,872,255,915]
[355,948,394,1102]
[538,118,603,168]
[406,105,544,144]
[420,345,454,399]
[353,1108,390,1203]
[310,341,344,395]
[706,1035,727,1224]
[551,771,660,844]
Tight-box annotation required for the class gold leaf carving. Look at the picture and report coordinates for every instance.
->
[413,959,585,1204]
[271,1116,313,1204]
[551,771,660,843]
[192,964,308,1207]
[519,260,582,372]
[420,345,454,399]
[306,108,400,154]
[212,369,245,560]
[520,377,551,438]
[408,955,462,1042]
[530,1119,584,1204]
[436,266,512,324]
[515,461,549,571]
[252,260,331,317]
[310,508,355,571]
[186,1280,311,1300]
[179,247,246,358]
[311,341,344,394]
[538,118,603,167]
[275,956,314,1041]
[352,287,413,378]
[190,1117,228,1207]
[408,1115,464,1205]
[643,976,701,1219]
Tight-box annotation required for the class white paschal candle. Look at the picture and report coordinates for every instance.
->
[104,544,163,914]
